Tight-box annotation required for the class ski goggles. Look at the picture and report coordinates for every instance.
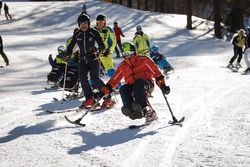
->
[96,20,105,26]
[122,51,135,58]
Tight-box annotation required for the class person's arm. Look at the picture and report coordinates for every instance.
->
[120,28,125,37]
[92,29,105,53]
[66,32,77,55]
[107,27,117,52]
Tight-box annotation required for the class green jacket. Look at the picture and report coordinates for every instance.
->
[133,32,150,56]
[95,26,116,53]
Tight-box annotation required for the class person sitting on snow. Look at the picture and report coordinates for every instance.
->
[47,45,69,87]
[99,42,170,123]
[149,45,174,76]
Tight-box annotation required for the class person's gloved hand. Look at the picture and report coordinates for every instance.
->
[161,85,170,95]
[103,48,110,57]
[90,47,99,57]
[156,76,170,95]
[101,86,110,95]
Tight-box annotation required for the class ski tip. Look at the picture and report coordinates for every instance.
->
[64,115,86,127]
[45,110,54,114]
[129,125,138,129]
[169,116,185,127]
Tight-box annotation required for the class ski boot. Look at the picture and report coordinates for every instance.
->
[80,98,95,109]
[144,107,158,123]
[244,68,250,74]
[235,63,242,69]
[226,63,234,69]
[101,95,116,108]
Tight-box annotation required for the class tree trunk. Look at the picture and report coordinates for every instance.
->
[145,0,148,11]
[214,0,222,38]
[127,0,132,8]
[186,0,192,29]
[229,0,244,32]
[137,0,141,10]
[160,0,165,12]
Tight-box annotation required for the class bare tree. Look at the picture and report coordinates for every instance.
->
[145,0,148,11]
[229,0,244,32]
[186,0,192,29]
[137,0,141,10]
[127,0,132,8]
[214,0,222,38]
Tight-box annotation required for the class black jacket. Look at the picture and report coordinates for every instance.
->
[67,28,105,63]
[0,36,3,50]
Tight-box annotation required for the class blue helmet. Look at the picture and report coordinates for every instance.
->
[151,45,159,52]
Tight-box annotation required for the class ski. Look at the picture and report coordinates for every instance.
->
[168,116,185,127]
[46,103,105,114]
[46,107,83,114]
[44,86,59,90]
[129,122,151,129]
[0,65,4,68]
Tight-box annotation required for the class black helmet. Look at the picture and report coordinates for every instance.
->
[136,25,142,31]
[96,14,106,21]
[78,13,90,27]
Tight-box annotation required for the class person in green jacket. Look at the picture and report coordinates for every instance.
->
[132,25,150,56]
[94,14,117,78]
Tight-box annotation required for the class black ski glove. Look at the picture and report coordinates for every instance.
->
[161,85,170,95]
[103,48,110,57]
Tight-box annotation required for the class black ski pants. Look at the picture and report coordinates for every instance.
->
[114,40,122,57]
[0,49,9,64]
[230,46,243,64]
[78,60,105,100]
[119,79,153,109]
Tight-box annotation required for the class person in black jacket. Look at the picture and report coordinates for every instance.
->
[0,35,9,66]
[67,13,106,108]
[4,3,12,20]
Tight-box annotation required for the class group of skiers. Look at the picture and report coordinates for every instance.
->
[227,27,250,73]
[46,7,174,123]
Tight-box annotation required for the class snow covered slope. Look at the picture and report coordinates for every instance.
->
[0,1,250,167]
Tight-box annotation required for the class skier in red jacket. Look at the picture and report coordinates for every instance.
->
[113,21,125,58]
[100,42,170,122]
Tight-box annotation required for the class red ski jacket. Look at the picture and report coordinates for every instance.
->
[113,26,124,41]
[107,54,165,89]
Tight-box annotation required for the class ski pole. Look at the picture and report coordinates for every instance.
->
[65,94,109,125]
[61,62,68,104]
[162,91,178,123]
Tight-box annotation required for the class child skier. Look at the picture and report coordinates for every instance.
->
[99,42,170,123]
[149,45,174,76]
[47,45,68,88]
